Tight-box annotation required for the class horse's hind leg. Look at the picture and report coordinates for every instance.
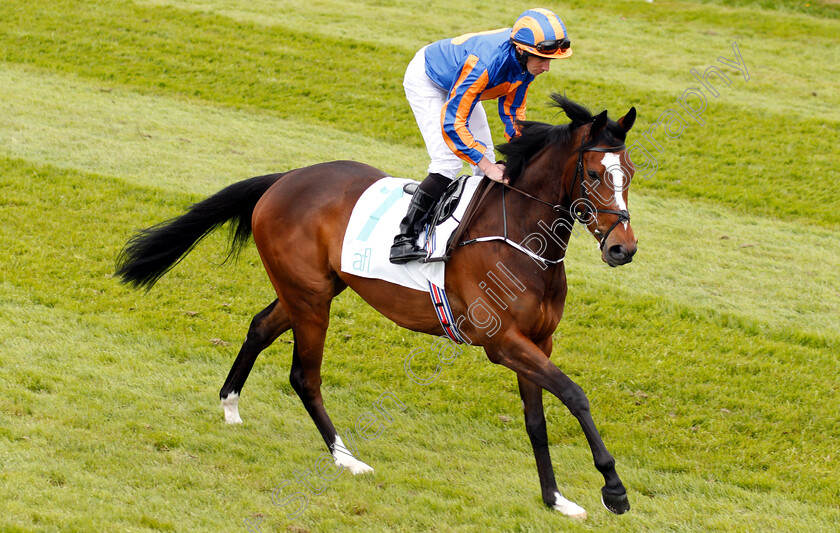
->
[286,297,374,475]
[220,299,290,424]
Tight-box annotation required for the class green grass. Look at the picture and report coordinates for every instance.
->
[2,0,839,226]
[1,1,839,532]
[0,64,427,194]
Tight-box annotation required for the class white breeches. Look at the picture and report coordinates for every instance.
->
[403,46,495,180]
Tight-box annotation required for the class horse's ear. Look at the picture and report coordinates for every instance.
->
[618,107,637,132]
[590,110,608,137]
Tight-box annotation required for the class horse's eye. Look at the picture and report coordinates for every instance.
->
[587,170,600,181]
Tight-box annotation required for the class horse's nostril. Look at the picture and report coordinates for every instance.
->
[609,244,626,259]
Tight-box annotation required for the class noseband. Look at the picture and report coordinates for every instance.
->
[572,135,630,250]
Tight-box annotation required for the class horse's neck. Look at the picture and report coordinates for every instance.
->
[506,145,577,260]
[515,144,575,207]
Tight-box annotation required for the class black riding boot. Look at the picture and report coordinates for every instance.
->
[389,173,449,264]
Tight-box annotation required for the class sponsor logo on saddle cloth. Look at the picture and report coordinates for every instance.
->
[340,176,484,292]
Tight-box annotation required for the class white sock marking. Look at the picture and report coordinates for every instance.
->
[221,392,243,424]
[553,491,587,519]
[332,435,374,475]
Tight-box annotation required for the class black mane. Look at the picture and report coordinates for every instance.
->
[497,94,627,183]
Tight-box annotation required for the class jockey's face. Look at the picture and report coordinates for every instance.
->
[526,55,552,76]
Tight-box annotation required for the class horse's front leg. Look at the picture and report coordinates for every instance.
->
[488,332,630,515]
[518,373,587,518]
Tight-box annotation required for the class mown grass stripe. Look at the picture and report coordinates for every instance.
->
[139,0,840,42]
[0,63,428,195]
[139,0,840,124]
[670,0,840,21]
[0,0,414,140]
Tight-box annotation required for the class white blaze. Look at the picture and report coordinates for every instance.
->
[601,152,628,229]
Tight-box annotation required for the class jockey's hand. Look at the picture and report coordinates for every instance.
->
[478,158,509,184]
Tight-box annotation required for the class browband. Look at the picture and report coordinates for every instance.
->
[580,144,626,153]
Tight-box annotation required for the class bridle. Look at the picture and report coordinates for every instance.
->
[570,134,630,251]
[458,128,631,265]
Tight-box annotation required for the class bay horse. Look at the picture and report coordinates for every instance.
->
[116,95,637,519]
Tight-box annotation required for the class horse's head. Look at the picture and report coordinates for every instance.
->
[497,95,638,267]
[570,106,637,267]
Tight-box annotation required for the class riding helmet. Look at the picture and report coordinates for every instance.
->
[510,8,573,59]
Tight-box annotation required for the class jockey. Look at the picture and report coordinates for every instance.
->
[390,8,573,264]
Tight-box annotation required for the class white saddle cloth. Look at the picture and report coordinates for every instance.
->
[340,176,483,291]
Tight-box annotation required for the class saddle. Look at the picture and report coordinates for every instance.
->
[404,176,494,263]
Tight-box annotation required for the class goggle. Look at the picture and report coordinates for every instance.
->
[513,37,570,54]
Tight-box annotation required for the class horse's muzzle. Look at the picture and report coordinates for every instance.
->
[604,242,636,267]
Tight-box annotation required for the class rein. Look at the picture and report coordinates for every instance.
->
[460,135,629,264]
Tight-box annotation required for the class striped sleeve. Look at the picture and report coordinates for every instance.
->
[440,55,490,165]
[498,81,530,141]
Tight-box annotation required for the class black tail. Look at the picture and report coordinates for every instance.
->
[116,173,285,290]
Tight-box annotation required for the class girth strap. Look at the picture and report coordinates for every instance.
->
[428,282,467,344]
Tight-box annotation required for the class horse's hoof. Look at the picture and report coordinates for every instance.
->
[550,492,587,519]
[601,487,630,514]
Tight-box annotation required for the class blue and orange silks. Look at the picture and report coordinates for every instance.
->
[423,29,535,166]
